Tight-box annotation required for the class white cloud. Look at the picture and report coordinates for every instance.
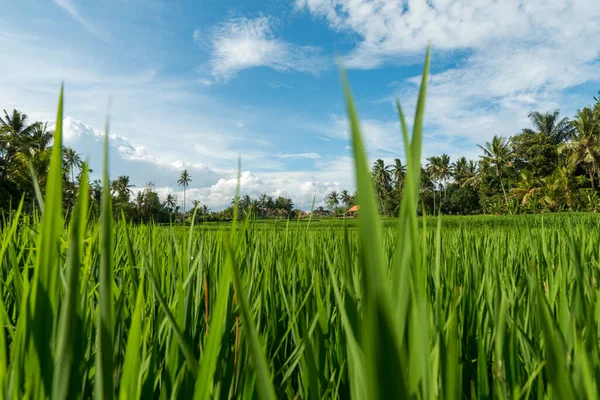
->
[297,0,600,68]
[54,117,222,188]
[200,16,329,81]
[298,0,600,152]
[278,152,321,159]
[182,156,353,210]
[51,117,354,210]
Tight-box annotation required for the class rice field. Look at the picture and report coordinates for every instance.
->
[2,49,600,399]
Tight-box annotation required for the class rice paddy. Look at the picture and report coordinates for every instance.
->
[2,49,600,399]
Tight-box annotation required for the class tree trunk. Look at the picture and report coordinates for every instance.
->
[497,167,510,212]
[183,187,186,218]
[70,166,75,213]
[590,168,596,190]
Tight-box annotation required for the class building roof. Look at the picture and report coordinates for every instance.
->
[347,205,360,212]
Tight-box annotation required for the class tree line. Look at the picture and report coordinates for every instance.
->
[2,93,600,219]
[355,94,600,215]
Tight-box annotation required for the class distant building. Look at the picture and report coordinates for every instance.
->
[312,206,331,217]
[347,205,360,217]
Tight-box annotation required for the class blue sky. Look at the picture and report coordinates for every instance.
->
[2,0,600,210]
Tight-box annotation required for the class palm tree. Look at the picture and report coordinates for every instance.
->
[460,160,480,189]
[177,169,192,215]
[192,199,201,209]
[29,122,53,151]
[372,159,391,213]
[111,175,135,203]
[62,147,83,185]
[0,109,35,173]
[240,194,252,214]
[438,154,451,200]
[511,170,542,206]
[340,189,353,209]
[164,193,177,209]
[559,107,600,189]
[523,110,574,145]
[325,190,339,209]
[164,193,177,219]
[452,157,469,186]
[426,156,442,210]
[390,158,406,191]
[478,135,513,206]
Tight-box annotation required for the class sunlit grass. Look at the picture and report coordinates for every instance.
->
[0,49,599,399]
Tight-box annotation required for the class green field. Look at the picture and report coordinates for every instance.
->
[3,210,600,398]
[3,51,600,399]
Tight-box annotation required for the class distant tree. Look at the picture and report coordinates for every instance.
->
[112,175,134,202]
[511,170,542,207]
[62,147,82,185]
[523,110,574,145]
[452,157,476,187]
[325,190,339,211]
[372,159,392,214]
[478,135,513,207]
[29,122,53,151]
[390,158,406,191]
[177,169,192,215]
[511,131,558,178]
[340,189,354,209]
[559,107,600,189]
[164,193,177,219]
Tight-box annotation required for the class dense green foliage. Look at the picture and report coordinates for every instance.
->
[3,50,600,399]
[363,103,600,216]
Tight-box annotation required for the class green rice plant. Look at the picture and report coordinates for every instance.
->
[1,50,600,399]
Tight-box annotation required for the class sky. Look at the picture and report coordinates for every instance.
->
[2,0,600,210]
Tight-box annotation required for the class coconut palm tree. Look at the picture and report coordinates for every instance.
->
[340,189,353,209]
[426,156,442,210]
[559,107,600,189]
[478,135,513,206]
[111,175,135,202]
[0,109,35,174]
[164,193,177,219]
[28,122,53,151]
[523,110,574,145]
[178,169,192,215]
[452,157,473,186]
[372,159,391,213]
[325,190,339,210]
[511,170,542,206]
[438,154,451,199]
[164,193,177,209]
[62,147,82,185]
[390,158,406,191]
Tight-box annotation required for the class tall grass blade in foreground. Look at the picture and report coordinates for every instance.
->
[96,115,114,400]
[52,164,89,399]
[28,86,65,397]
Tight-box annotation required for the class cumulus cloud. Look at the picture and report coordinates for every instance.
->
[182,156,353,210]
[297,0,600,68]
[52,117,353,210]
[53,117,222,188]
[298,0,600,151]
[199,16,329,81]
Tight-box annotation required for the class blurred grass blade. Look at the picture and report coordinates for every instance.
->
[52,164,89,399]
[29,85,65,396]
[96,114,114,400]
